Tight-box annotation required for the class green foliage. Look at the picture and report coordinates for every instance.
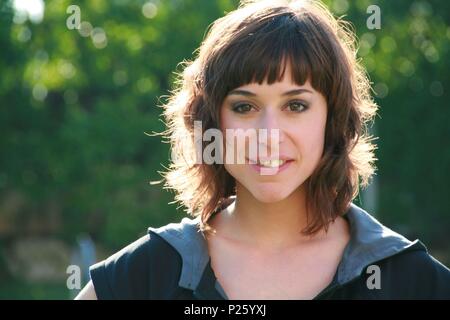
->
[0,276,70,299]
[0,0,238,249]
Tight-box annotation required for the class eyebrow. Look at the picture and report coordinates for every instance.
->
[227,88,313,97]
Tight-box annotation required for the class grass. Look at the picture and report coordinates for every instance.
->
[0,277,73,300]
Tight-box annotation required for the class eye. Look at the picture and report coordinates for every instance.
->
[286,101,308,113]
[231,103,254,114]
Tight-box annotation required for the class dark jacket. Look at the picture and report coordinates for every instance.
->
[89,202,450,299]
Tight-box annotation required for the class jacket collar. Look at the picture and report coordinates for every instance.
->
[148,201,427,293]
[148,216,208,290]
[337,204,426,284]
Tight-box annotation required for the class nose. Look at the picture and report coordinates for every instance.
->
[258,108,285,157]
[258,108,285,149]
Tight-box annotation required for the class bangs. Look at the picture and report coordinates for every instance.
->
[205,12,332,101]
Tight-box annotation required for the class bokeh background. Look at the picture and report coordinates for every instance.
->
[0,0,449,299]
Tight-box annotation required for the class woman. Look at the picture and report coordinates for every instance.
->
[76,0,450,300]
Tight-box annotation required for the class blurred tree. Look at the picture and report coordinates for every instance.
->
[0,0,238,249]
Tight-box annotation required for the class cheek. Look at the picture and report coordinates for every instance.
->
[220,111,255,162]
[220,106,240,130]
[294,117,327,162]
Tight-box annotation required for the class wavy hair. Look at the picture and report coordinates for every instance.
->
[158,0,378,235]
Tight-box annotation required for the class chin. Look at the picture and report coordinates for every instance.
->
[249,185,293,203]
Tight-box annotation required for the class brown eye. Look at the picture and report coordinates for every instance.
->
[287,101,308,112]
[232,103,253,114]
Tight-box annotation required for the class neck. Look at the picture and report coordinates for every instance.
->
[220,182,323,250]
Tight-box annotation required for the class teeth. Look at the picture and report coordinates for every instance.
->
[258,159,285,167]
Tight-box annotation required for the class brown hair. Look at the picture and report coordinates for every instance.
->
[158,0,378,235]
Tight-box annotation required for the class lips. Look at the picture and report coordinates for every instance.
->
[246,156,295,168]
[249,159,294,174]
[257,159,287,167]
[245,156,295,176]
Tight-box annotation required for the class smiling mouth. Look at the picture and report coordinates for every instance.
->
[258,159,286,168]
[246,158,294,168]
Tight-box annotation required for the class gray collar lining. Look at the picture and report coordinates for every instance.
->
[148,216,208,289]
[337,205,421,284]
[148,202,424,290]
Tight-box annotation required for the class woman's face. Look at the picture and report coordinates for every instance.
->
[220,63,328,203]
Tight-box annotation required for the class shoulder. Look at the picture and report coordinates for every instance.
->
[89,227,183,299]
[375,242,450,299]
[341,204,450,299]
